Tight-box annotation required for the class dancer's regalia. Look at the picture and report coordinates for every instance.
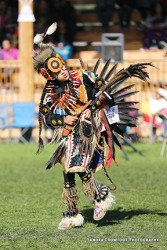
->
[33,23,153,229]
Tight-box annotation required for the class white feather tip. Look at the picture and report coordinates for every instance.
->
[33,34,44,44]
[46,22,57,36]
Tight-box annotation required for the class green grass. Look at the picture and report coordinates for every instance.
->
[0,142,167,250]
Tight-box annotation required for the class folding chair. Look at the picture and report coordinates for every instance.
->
[0,103,10,141]
[11,102,36,143]
[0,103,10,128]
[159,114,167,157]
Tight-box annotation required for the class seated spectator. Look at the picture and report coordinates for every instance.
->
[136,0,157,20]
[55,0,76,43]
[115,0,135,30]
[54,19,73,45]
[0,0,8,43]
[150,88,167,140]
[53,19,73,60]
[0,0,18,44]
[0,38,18,60]
[143,3,167,29]
[139,93,152,139]
[139,88,167,140]
[0,38,18,91]
[142,3,167,48]
[34,0,55,34]
[55,42,72,61]
[156,88,167,136]
[95,0,115,31]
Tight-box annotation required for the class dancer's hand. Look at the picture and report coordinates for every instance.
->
[64,115,78,125]
[82,109,91,119]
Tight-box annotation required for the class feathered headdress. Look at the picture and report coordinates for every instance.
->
[32,22,64,76]
[32,22,65,154]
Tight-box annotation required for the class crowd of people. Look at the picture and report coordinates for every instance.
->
[1,0,167,60]
[0,0,77,60]
[0,0,167,139]
[139,87,167,141]
[95,0,167,49]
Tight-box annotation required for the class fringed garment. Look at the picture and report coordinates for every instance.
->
[44,62,154,173]
[45,69,105,173]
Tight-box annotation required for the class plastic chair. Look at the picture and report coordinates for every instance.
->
[11,102,36,143]
[0,103,10,129]
[159,114,167,157]
[0,103,10,141]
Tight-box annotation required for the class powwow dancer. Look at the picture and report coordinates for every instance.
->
[33,23,153,229]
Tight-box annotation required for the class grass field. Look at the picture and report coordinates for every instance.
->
[0,142,167,250]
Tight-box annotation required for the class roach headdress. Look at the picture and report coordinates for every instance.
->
[33,22,65,79]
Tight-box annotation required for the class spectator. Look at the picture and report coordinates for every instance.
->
[143,3,167,29]
[95,0,115,31]
[54,19,73,46]
[0,38,18,60]
[142,2,167,48]
[115,0,135,30]
[156,88,167,136]
[53,19,73,61]
[0,0,18,44]
[150,88,167,140]
[34,0,55,34]
[0,0,8,42]
[55,0,76,43]
[136,0,158,20]
[55,42,73,61]
[0,38,18,91]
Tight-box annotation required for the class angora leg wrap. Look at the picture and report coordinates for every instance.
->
[81,173,97,204]
[62,186,79,210]
[70,213,84,227]
[58,213,84,230]
[59,186,84,229]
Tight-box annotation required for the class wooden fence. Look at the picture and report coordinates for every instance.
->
[1,50,167,104]
[0,49,167,141]
[0,60,46,105]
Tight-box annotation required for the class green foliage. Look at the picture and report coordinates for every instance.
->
[0,142,167,250]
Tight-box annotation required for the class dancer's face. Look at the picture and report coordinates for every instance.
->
[51,65,70,81]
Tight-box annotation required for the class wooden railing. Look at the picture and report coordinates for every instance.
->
[0,60,45,105]
[0,49,167,141]
[0,49,167,105]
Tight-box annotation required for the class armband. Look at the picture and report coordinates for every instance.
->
[44,113,65,128]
